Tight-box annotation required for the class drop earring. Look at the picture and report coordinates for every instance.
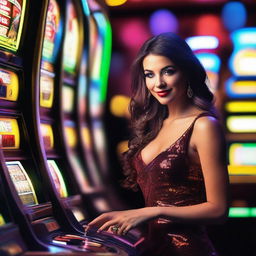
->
[187,85,193,98]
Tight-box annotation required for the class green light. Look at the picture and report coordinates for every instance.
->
[94,12,112,103]
[229,207,256,217]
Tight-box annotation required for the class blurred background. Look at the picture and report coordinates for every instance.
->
[0,0,255,255]
[105,0,256,255]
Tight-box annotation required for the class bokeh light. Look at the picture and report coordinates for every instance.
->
[105,0,127,7]
[118,18,151,49]
[149,9,178,35]
[221,2,247,32]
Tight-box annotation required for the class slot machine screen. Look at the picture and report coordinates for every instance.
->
[40,69,54,108]
[63,1,79,74]
[6,161,38,206]
[0,68,19,101]
[0,118,20,149]
[40,123,54,150]
[42,0,62,63]
[62,85,74,113]
[0,0,26,51]
[64,120,77,147]
[0,213,5,226]
[47,160,68,198]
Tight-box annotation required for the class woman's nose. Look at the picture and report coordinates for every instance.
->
[155,75,166,88]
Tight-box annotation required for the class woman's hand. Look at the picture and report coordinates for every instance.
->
[87,208,158,236]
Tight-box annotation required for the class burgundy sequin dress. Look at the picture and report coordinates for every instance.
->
[133,113,218,256]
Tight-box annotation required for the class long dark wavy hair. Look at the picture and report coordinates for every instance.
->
[122,32,216,191]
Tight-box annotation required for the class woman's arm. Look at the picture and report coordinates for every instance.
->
[88,117,229,235]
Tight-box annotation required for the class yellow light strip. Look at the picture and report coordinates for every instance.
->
[226,116,256,132]
[232,80,256,94]
[105,0,127,6]
[225,101,256,112]
[228,165,256,175]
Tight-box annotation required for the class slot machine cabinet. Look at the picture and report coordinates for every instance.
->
[23,0,139,254]
[32,0,145,253]
[0,0,59,252]
[0,149,76,256]
[0,173,28,256]
[0,0,131,255]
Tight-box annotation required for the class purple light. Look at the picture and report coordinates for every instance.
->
[149,9,178,36]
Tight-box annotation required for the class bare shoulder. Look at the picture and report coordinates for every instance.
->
[193,115,225,145]
[194,115,221,131]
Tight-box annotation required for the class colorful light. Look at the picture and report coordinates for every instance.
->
[110,95,130,118]
[231,49,256,76]
[93,12,112,103]
[229,28,256,76]
[186,36,219,51]
[229,207,256,218]
[196,53,221,73]
[105,0,127,6]
[231,28,256,48]
[226,79,256,98]
[149,9,178,35]
[225,101,256,113]
[228,165,256,175]
[119,19,151,49]
[229,143,256,165]
[226,115,256,133]
[221,2,247,32]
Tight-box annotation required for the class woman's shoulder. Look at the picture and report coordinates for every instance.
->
[193,113,224,139]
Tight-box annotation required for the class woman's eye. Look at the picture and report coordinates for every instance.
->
[144,73,153,78]
[163,69,175,75]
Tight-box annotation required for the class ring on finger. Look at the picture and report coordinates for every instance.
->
[111,225,119,232]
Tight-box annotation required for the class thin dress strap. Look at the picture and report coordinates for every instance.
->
[184,111,215,146]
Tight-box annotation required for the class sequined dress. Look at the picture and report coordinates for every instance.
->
[133,113,218,256]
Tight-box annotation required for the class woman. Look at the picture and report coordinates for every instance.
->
[88,32,229,256]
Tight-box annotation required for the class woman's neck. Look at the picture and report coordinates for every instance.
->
[166,100,196,121]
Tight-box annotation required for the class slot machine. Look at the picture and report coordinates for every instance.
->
[0,0,131,254]
[30,0,142,254]
[0,172,29,255]
[224,27,256,217]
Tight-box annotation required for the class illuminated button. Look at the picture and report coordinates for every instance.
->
[226,79,256,98]
[225,101,256,112]
[186,36,219,50]
[226,115,256,132]
[229,143,256,165]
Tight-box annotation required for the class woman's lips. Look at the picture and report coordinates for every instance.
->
[156,89,172,97]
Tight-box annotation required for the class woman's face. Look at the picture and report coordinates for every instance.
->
[143,54,188,106]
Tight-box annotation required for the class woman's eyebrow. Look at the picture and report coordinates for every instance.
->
[144,65,176,73]
[161,65,176,71]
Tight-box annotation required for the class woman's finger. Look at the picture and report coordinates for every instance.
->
[98,220,118,232]
[118,223,132,236]
[88,213,109,226]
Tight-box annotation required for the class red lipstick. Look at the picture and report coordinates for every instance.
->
[156,89,172,97]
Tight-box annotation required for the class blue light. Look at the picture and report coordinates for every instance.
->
[186,36,219,51]
[221,2,247,32]
[196,53,221,73]
[225,77,256,98]
[81,0,90,16]
[149,9,178,36]
[228,28,256,76]
[231,28,256,50]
